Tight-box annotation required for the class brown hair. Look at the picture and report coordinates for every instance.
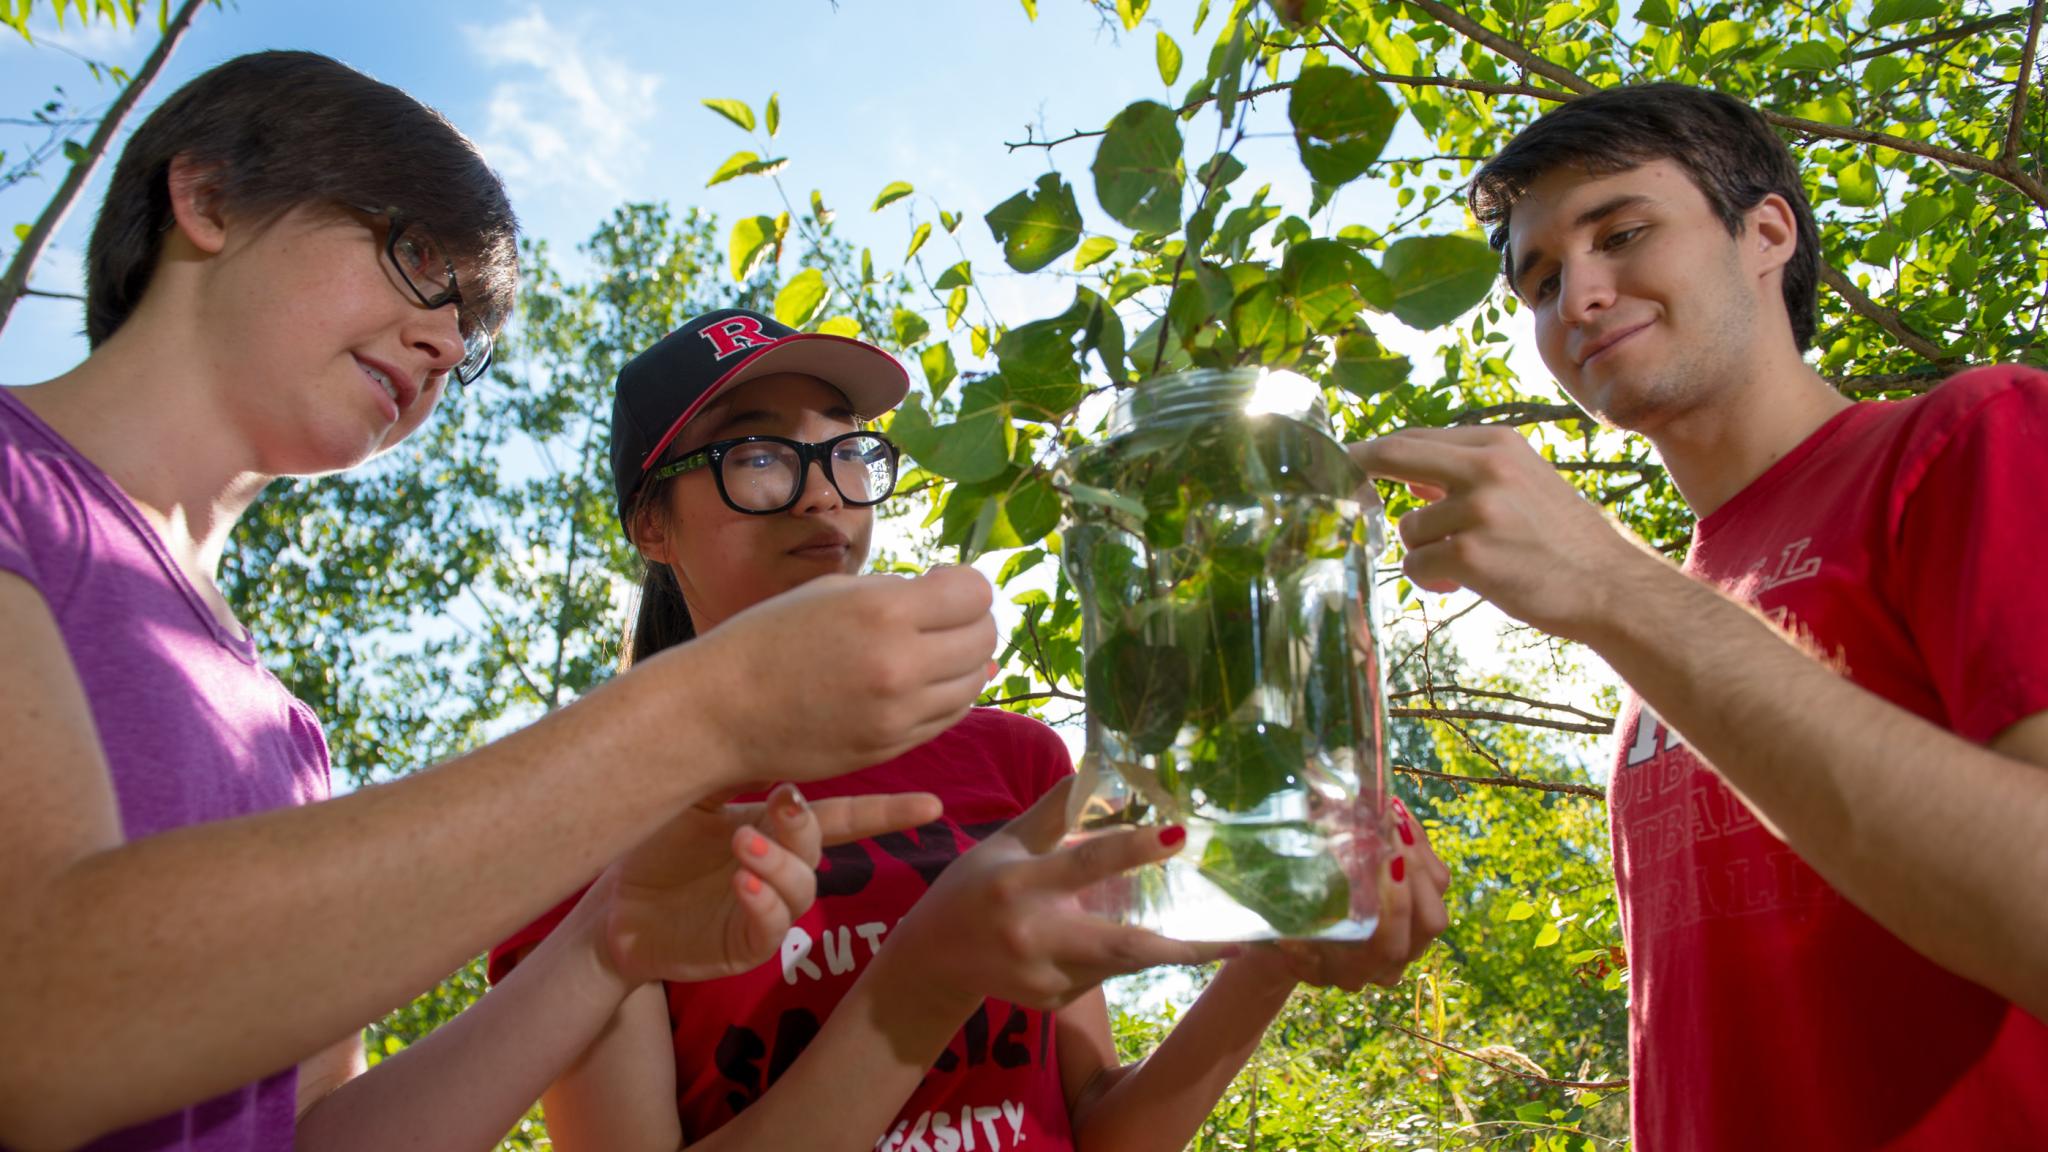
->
[86,50,518,347]
[1467,83,1821,351]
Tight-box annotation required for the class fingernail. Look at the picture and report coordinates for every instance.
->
[744,873,764,894]
[1158,825,1187,848]
[781,785,809,818]
[1217,944,1245,959]
[1398,818,1415,847]
[1391,796,1410,819]
[986,660,1000,680]
[747,830,771,857]
[1391,856,1406,883]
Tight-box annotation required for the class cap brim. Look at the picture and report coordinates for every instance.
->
[639,333,910,469]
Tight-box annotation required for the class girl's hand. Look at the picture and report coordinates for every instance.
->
[600,785,943,987]
[1254,795,1452,991]
[886,777,1240,1011]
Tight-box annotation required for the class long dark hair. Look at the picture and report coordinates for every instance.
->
[617,477,696,671]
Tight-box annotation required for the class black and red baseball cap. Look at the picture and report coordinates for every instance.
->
[609,308,909,521]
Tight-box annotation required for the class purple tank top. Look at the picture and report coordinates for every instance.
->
[0,388,329,1150]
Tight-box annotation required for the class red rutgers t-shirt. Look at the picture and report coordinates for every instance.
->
[491,707,1078,1151]
[1610,366,2048,1149]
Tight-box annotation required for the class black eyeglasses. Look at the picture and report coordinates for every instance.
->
[650,431,900,515]
[354,207,494,386]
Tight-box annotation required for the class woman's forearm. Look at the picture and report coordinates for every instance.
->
[293,884,636,1150]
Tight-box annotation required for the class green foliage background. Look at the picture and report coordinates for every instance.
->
[216,1,2043,1147]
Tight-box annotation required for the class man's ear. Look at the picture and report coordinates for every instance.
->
[1745,192,1799,281]
[165,154,229,256]
[628,499,676,567]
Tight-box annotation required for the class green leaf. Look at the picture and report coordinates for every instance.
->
[1115,0,1148,30]
[706,150,787,187]
[1836,159,1878,208]
[1897,194,1952,237]
[985,172,1084,272]
[1074,236,1118,270]
[816,316,862,338]
[905,222,932,263]
[1288,65,1399,186]
[11,223,29,242]
[920,340,958,397]
[1382,234,1498,329]
[935,260,974,290]
[946,286,969,330]
[1869,0,1942,29]
[1282,239,1382,330]
[1198,824,1350,936]
[1061,480,1149,522]
[701,98,755,132]
[773,268,829,329]
[1635,0,1673,26]
[1331,327,1411,397]
[941,209,962,233]
[1864,54,1909,93]
[1019,0,1037,17]
[765,92,780,137]
[1698,20,1747,58]
[1091,100,1185,233]
[728,215,780,281]
[1156,30,1183,85]
[892,307,931,347]
[1006,473,1062,546]
[1535,922,1563,947]
[1776,40,1841,70]
[887,390,1013,484]
[1507,900,1537,921]
[1085,630,1190,753]
[871,181,915,211]
[62,139,89,165]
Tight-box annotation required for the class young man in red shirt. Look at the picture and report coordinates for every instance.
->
[1356,83,2048,1148]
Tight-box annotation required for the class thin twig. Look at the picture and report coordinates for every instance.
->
[1394,761,1608,800]
[979,689,1086,707]
[1389,683,1613,725]
[2009,0,2047,162]
[1380,1020,1629,1091]
[1392,706,1612,735]
[1003,83,1291,151]
[1448,400,1589,426]
[1817,263,1950,364]
[1848,10,2028,62]
[18,285,84,301]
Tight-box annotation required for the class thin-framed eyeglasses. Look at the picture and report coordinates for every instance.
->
[352,206,495,386]
[648,431,900,515]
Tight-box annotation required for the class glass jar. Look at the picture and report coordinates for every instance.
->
[1058,368,1389,942]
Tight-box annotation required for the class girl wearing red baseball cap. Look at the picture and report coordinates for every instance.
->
[493,307,1452,1151]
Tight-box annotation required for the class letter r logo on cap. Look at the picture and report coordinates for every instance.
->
[702,316,775,359]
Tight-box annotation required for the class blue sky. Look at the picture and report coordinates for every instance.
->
[0,0,1411,377]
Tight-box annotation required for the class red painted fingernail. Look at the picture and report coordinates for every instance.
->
[1398,818,1415,847]
[1158,825,1187,848]
[1392,796,1410,819]
[744,873,764,894]
[1390,856,1406,882]
[986,661,1000,679]
[747,831,771,857]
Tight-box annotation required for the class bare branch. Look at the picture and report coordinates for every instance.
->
[1396,0,1597,95]
[1395,761,1608,800]
[1550,459,1660,474]
[18,286,85,301]
[1004,83,1291,151]
[1381,1020,1629,1092]
[2011,0,2047,162]
[978,689,1085,707]
[1392,705,1613,735]
[1847,10,2029,63]
[1390,682,1614,725]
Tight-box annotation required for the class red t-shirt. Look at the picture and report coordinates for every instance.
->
[1611,366,2048,1149]
[491,707,1078,1151]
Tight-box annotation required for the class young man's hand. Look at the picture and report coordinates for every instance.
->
[1350,426,1669,643]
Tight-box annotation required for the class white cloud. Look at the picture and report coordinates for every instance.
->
[462,8,659,197]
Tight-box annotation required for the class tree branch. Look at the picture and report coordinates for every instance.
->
[1390,682,1614,725]
[0,0,206,336]
[18,285,85,301]
[978,689,1085,707]
[1380,1020,1629,1092]
[1816,262,1951,365]
[1391,706,1613,735]
[1847,10,2029,63]
[1394,762,1608,800]
[1004,83,1291,151]
[1448,400,1589,426]
[1396,0,1598,95]
[2010,0,2046,162]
